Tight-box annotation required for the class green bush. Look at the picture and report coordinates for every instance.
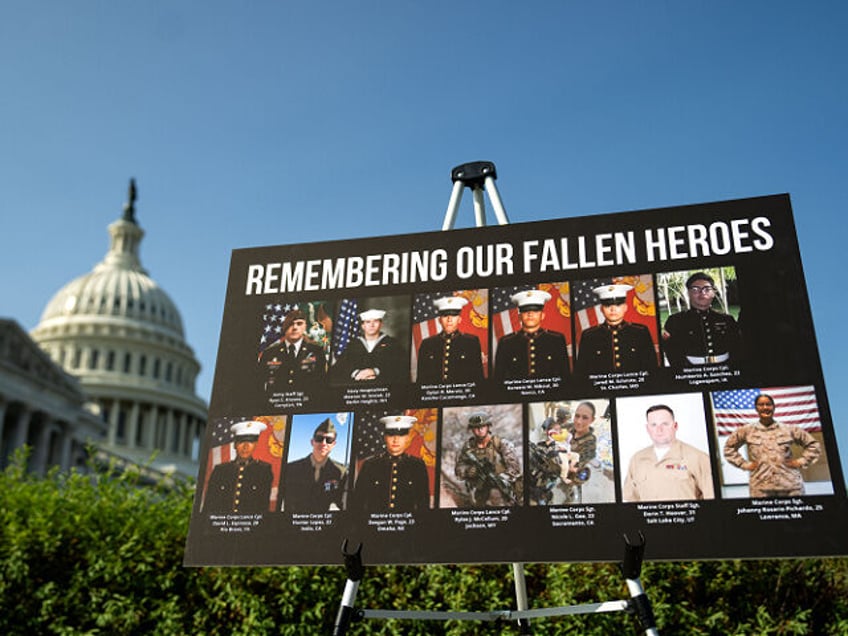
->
[1,450,846,635]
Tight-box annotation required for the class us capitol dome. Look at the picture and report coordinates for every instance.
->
[31,180,207,479]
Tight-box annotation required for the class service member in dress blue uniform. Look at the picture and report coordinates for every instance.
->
[575,284,658,375]
[203,420,274,514]
[353,415,429,513]
[662,272,743,368]
[494,289,570,381]
[416,296,484,384]
[332,309,408,384]
[283,418,346,512]
[258,309,327,393]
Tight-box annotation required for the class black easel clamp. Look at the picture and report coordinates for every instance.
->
[332,540,365,636]
[620,533,659,635]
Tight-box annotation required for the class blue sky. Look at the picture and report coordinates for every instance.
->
[1,3,845,479]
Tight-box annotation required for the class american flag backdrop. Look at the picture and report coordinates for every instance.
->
[202,415,287,512]
[410,291,488,381]
[331,298,360,361]
[570,278,613,335]
[711,386,821,436]
[490,286,523,344]
[257,300,332,358]
[258,302,302,354]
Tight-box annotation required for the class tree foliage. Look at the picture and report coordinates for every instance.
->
[1,450,846,635]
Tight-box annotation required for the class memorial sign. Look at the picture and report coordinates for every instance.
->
[184,193,846,566]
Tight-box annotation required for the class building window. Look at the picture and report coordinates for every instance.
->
[72,348,82,369]
[106,350,115,371]
[117,407,127,443]
[136,412,146,447]
[88,349,99,370]
[155,413,167,450]
[153,358,160,379]
[123,352,131,373]
[171,418,180,453]
[139,355,147,376]
[165,361,173,383]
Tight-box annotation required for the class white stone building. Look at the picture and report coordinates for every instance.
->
[0,319,105,473]
[27,181,207,479]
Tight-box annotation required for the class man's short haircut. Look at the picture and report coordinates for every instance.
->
[646,404,674,419]
[686,272,715,288]
[756,393,775,406]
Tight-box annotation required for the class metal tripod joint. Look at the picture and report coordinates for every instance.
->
[442,161,510,230]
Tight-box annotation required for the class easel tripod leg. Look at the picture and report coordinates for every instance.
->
[512,562,532,634]
[332,540,365,636]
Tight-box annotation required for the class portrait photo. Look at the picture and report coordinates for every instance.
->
[281,412,352,512]
[656,267,743,369]
[329,294,410,385]
[527,399,615,506]
[570,274,659,376]
[616,393,715,503]
[200,415,287,514]
[490,283,571,383]
[410,289,488,384]
[349,407,437,513]
[439,403,524,509]
[711,386,833,499]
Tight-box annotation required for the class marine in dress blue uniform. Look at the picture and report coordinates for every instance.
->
[204,420,273,514]
[575,284,658,374]
[416,296,484,384]
[494,289,570,381]
[662,272,742,368]
[353,415,429,512]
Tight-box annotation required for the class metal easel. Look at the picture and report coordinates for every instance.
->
[332,161,659,635]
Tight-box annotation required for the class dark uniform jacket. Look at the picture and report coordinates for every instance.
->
[417,331,484,384]
[283,455,345,512]
[204,458,273,514]
[353,452,429,512]
[494,329,570,381]
[663,308,742,368]
[575,321,657,375]
[258,339,326,393]
[332,335,407,384]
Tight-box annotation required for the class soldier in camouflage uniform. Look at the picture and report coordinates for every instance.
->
[723,393,821,498]
[567,402,597,477]
[528,417,565,505]
[454,411,522,507]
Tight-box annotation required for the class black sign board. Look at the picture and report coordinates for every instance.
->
[184,194,847,566]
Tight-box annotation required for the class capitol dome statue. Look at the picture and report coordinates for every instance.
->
[31,180,207,479]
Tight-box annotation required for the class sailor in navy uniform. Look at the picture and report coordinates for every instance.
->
[203,420,273,514]
[332,308,407,384]
[353,415,429,512]
[258,309,326,392]
[575,284,657,374]
[416,296,484,384]
[662,272,743,368]
[494,289,570,381]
